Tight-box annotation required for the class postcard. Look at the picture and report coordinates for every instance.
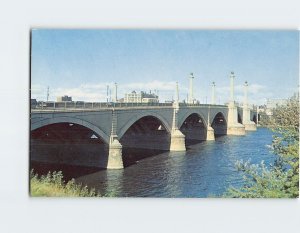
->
[30,29,299,198]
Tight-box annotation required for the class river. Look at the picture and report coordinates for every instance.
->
[31,127,275,197]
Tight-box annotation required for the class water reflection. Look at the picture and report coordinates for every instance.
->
[158,151,186,197]
[76,169,125,197]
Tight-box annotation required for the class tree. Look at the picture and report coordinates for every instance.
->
[224,94,299,198]
[258,111,271,127]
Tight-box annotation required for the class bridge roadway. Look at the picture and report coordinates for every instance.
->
[31,102,258,169]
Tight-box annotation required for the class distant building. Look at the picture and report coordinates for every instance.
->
[124,91,142,103]
[124,91,159,103]
[57,95,72,102]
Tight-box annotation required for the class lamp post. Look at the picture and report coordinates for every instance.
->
[230,71,235,103]
[211,81,216,104]
[114,82,118,103]
[175,81,179,103]
[244,81,248,109]
[106,85,109,103]
[188,73,194,104]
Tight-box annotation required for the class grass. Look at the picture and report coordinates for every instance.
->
[30,170,101,197]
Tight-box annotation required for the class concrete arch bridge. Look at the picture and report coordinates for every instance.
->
[31,102,258,169]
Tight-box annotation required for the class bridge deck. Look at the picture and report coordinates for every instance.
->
[31,102,229,113]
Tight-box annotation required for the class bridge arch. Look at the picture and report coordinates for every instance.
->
[31,116,110,144]
[179,112,208,143]
[118,112,172,152]
[211,112,227,125]
[118,112,172,139]
[178,111,208,129]
[211,112,227,136]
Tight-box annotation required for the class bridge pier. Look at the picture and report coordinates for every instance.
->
[206,107,215,141]
[206,126,215,141]
[226,72,246,136]
[107,110,124,169]
[243,81,257,131]
[227,102,246,135]
[170,129,186,151]
[170,100,186,151]
[244,122,257,131]
[242,103,257,131]
[227,125,245,135]
[107,138,123,169]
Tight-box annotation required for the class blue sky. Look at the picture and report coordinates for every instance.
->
[31,29,299,104]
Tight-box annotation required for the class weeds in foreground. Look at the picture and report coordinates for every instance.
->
[30,170,101,197]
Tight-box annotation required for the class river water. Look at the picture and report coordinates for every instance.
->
[72,127,274,197]
[31,127,275,197]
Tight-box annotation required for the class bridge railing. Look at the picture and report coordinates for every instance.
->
[179,103,226,108]
[31,101,229,111]
[31,101,174,111]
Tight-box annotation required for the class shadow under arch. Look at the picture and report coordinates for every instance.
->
[30,119,109,180]
[118,111,172,139]
[252,114,257,124]
[119,114,172,167]
[211,112,227,136]
[179,113,207,145]
[237,113,243,124]
[178,111,208,129]
[31,116,110,144]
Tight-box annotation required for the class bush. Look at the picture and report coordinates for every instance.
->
[30,170,101,197]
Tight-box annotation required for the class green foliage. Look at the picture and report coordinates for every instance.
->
[258,111,272,127]
[224,94,299,198]
[30,170,101,197]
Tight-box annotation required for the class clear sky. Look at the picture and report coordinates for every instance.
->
[31,29,299,104]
